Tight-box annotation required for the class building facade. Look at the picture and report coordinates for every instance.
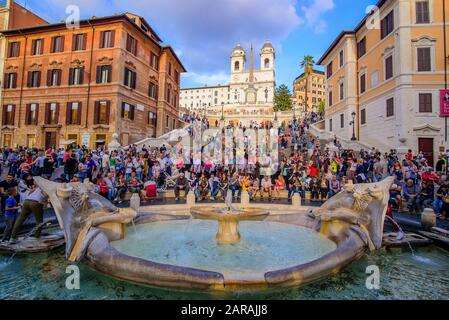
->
[180,41,276,125]
[0,12,185,149]
[292,69,326,112]
[318,0,449,165]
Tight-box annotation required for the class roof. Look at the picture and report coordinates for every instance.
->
[316,0,390,65]
[161,45,187,73]
[262,41,273,49]
[181,84,230,91]
[0,13,162,47]
[295,69,325,81]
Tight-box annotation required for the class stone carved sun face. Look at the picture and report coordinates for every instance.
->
[351,186,372,212]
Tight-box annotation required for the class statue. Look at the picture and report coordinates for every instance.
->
[107,133,121,152]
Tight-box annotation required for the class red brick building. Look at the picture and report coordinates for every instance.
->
[0,11,185,149]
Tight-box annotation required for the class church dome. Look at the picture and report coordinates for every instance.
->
[231,43,246,56]
[262,40,273,49]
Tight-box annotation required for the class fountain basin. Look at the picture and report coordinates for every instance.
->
[190,206,269,244]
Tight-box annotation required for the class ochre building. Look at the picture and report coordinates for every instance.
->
[0,11,185,149]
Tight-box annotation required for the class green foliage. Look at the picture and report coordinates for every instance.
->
[317,100,326,115]
[300,55,315,73]
[274,84,293,112]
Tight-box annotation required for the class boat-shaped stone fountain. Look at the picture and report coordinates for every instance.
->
[33,176,394,292]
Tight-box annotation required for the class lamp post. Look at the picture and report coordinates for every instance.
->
[350,111,357,141]
[221,102,225,120]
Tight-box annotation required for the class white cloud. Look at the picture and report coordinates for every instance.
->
[183,72,229,87]
[301,0,335,34]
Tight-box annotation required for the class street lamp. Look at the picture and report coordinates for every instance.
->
[221,102,225,121]
[350,111,357,141]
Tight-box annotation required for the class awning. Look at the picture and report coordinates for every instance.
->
[62,140,77,145]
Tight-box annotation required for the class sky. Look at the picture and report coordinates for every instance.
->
[15,0,376,90]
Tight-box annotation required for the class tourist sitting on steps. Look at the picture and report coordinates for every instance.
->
[174,172,190,201]
[9,185,48,244]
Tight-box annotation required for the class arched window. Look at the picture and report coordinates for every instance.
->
[234,61,240,71]
[264,58,270,68]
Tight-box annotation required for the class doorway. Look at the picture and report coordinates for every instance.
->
[45,132,57,149]
[418,137,434,166]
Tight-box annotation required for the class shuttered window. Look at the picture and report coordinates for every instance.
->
[99,30,115,48]
[328,90,333,107]
[357,37,366,58]
[94,101,110,125]
[419,93,432,113]
[31,39,44,55]
[47,69,62,87]
[121,102,135,120]
[25,103,39,125]
[8,42,20,58]
[360,73,366,94]
[2,105,15,126]
[124,68,136,89]
[51,36,64,53]
[72,33,87,51]
[327,61,333,79]
[45,103,59,125]
[149,82,158,99]
[417,47,431,72]
[386,98,394,117]
[66,102,82,125]
[96,65,112,84]
[27,71,41,88]
[381,10,394,39]
[385,56,393,80]
[3,73,17,89]
[360,109,366,125]
[69,67,84,85]
[416,1,430,24]
[126,34,137,55]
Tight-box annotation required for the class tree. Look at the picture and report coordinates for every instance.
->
[299,55,315,112]
[274,84,293,112]
[317,100,326,116]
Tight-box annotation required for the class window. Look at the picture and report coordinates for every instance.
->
[45,103,59,125]
[385,55,393,80]
[51,36,64,53]
[360,109,366,125]
[419,93,432,113]
[168,62,172,76]
[339,82,344,100]
[327,62,333,79]
[121,102,135,120]
[234,61,240,71]
[417,47,431,72]
[47,69,62,87]
[357,37,366,58]
[175,70,180,84]
[328,90,333,107]
[264,58,270,68]
[2,104,15,126]
[339,50,344,67]
[416,1,430,24]
[66,102,82,125]
[25,103,38,125]
[360,73,366,94]
[3,134,12,147]
[99,30,115,48]
[8,42,20,58]
[96,65,112,84]
[340,114,344,128]
[166,115,169,127]
[126,34,137,55]
[147,111,157,126]
[329,119,333,132]
[166,84,172,104]
[3,73,17,89]
[94,101,110,125]
[26,135,36,148]
[150,52,159,70]
[69,67,84,85]
[124,68,136,89]
[72,33,87,51]
[149,82,158,99]
[371,70,379,88]
[31,39,44,55]
[386,98,394,117]
[27,71,41,88]
[381,10,394,39]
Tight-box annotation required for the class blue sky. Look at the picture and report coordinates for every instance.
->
[16,0,375,90]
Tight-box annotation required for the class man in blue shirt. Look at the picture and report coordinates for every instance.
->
[1,188,20,243]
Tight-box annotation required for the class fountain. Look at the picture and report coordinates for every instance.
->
[190,193,269,244]
[30,176,397,292]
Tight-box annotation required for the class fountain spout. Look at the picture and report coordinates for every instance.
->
[225,192,233,212]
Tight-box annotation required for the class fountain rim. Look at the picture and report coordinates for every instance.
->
[190,206,270,221]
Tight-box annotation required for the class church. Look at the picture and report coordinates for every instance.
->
[180,41,276,125]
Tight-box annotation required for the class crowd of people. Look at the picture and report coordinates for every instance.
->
[1,116,449,243]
